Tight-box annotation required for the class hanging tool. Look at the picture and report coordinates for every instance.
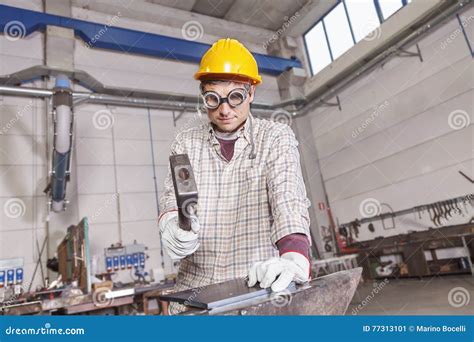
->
[320,225,334,253]
[341,194,474,233]
[453,199,462,215]
[380,203,395,230]
[433,202,442,226]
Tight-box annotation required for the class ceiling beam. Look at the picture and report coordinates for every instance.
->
[72,0,276,48]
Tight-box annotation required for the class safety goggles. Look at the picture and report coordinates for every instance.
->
[201,88,249,110]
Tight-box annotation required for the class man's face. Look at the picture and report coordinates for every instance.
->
[202,81,255,133]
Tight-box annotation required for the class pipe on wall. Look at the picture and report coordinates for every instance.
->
[0,1,469,117]
[50,75,73,213]
[0,0,472,117]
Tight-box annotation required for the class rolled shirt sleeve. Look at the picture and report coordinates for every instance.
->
[276,233,310,260]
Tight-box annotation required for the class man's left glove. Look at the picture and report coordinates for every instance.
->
[247,252,310,292]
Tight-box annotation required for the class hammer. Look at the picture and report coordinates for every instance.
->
[169,154,198,231]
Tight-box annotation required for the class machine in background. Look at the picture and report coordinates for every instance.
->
[0,217,174,315]
[0,258,24,305]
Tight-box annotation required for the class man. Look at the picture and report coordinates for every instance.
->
[158,38,312,314]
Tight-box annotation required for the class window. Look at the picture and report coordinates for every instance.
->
[304,22,332,75]
[324,2,354,60]
[304,0,410,76]
[378,0,403,20]
[345,0,381,42]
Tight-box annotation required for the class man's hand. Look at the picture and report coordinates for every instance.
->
[247,252,310,292]
[159,211,200,260]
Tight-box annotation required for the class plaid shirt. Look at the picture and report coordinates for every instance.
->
[159,113,311,314]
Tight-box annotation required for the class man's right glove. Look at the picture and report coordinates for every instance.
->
[158,211,200,260]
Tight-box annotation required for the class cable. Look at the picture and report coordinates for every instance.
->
[147,108,165,271]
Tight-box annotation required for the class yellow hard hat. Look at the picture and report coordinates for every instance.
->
[194,38,262,85]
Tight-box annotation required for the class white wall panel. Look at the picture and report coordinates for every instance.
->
[321,90,473,179]
[76,165,116,194]
[75,137,114,165]
[77,194,119,224]
[315,56,473,158]
[119,193,157,222]
[116,166,155,193]
[121,220,160,249]
[307,8,474,243]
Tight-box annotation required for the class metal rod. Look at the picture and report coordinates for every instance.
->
[457,13,474,57]
[0,85,53,97]
[28,236,48,293]
[35,238,46,288]
[340,194,474,228]
[147,107,165,270]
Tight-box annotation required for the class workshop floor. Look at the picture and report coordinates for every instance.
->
[347,274,474,315]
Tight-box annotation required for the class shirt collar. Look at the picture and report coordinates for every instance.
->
[207,113,253,144]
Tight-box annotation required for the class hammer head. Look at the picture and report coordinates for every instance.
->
[169,154,198,231]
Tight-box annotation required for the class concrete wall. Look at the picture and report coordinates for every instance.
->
[306,7,473,244]
[0,0,282,288]
[0,0,48,291]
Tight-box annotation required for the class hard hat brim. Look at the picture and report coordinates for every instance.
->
[194,72,262,85]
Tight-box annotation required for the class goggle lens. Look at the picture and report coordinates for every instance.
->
[201,88,248,109]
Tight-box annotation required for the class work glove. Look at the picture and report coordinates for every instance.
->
[247,252,310,292]
[159,211,200,260]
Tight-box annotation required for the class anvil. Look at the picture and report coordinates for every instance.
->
[160,268,362,315]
